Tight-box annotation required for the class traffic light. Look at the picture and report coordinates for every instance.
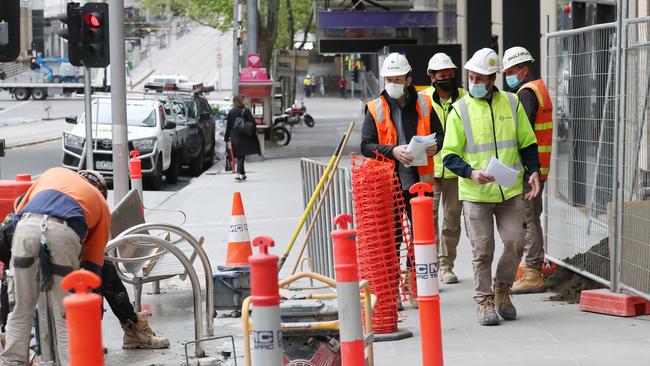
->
[57,2,83,66]
[81,3,110,68]
[30,57,40,70]
[0,0,21,62]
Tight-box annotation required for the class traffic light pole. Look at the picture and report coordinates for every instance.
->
[84,66,94,170]
[109,0,129,204]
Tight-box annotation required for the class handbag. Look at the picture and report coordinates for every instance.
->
[233,109,255,137]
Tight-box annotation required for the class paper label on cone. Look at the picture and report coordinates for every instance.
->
[229,215,250,243]
[414,244,439,296]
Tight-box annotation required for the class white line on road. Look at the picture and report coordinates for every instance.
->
[0,100,32,115]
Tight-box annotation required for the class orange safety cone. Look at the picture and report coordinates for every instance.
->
[226,192,253,266]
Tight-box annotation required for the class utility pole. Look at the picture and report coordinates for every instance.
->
[247,0,258,55]
[232,0,241,95]
[19,0,33,57]
[109,0,129,204]
[84,67,93,170]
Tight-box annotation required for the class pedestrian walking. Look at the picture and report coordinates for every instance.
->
[361,52,444,307]
[225,95,262,181]
[441,48,541,326]
[303,75,312,98]
[502,46,553,294]
[0,168,111,366]
[311,74,317,96]
[420,53,466,285]
[318,75,325,97]
[339,77,347,98]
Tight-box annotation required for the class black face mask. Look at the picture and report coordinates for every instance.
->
[434,78,455,92]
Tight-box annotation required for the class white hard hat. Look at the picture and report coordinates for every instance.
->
[427,53,457,73]
[381,53,412,77]
[502,46,535,71]
[464,48,500,75]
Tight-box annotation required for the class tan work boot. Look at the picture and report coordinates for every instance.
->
[511,267,546,294]
[439,268,459,284]
[122,311,171,349]
[477,296,499,326]
[404,272,419,308]
[493,281,517,320]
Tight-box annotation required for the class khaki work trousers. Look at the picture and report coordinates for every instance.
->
[463,196,527,303]
[523,180,546,269]
[0,215,81,366]
[433,177,462,271]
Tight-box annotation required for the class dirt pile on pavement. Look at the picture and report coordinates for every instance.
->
[544,238,609,303]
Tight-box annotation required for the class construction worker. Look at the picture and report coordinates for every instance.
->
[303,74,312,98]
[361,52,444,306]
[502,46,553,294]
[442,48,541,326]
[421,53,466,284]
[0,168,111,366]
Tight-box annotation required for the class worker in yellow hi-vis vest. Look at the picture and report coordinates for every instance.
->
[442,48,540,326]
[502,46,553,294]
[420,53,466,285]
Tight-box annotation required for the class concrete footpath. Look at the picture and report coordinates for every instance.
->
[101,97,650,366]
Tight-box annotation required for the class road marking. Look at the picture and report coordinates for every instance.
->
[0,100,32,115]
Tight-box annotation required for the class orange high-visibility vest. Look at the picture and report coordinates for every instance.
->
[366,95,435,185]
[519,79,553,181]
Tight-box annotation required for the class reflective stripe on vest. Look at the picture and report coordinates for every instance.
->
[519,79,553,181]
[454,91,527,202]
[367,95,435,185]
[456,93,519,154]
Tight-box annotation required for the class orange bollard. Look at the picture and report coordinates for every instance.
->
[61,270,104,366]
[332,214,365,366]
[129,151,143,206]
[409,182,443,366]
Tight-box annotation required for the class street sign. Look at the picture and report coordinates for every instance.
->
[19,0,31,8]
[273,49,310,77]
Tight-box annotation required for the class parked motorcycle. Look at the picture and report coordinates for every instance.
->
[284,102,315,128]
[271,115,292,146]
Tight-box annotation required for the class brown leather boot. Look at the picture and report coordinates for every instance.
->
[121,311,171,349]
[493,281,517,320]
[477,296,499,326]
[512,267,546,294]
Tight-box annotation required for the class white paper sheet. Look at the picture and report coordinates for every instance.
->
[485,156,519,188]
[405,133,437,167]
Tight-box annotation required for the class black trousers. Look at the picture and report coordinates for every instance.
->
[101,262,137,324]
[237,156,246,175]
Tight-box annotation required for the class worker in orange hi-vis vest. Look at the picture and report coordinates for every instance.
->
[361,52,445,308]
[502,46,553,294]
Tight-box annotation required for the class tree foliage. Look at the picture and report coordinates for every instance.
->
[140,0,315,65]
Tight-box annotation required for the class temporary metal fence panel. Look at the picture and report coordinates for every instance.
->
[544,17,650,300]
[544,23,617,287]
[300,158,353,278]
[618,17,650,299]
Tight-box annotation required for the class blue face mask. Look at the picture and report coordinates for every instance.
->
[469,82,488,98]
[506,74,522,89]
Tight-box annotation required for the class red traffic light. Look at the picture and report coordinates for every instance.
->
[83,12,102,27]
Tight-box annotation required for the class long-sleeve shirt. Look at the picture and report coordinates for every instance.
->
[442,87,540,179]
[15,167,111,272]
[361,86,445,190]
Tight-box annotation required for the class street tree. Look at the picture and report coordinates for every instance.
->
[140,0,314,68]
